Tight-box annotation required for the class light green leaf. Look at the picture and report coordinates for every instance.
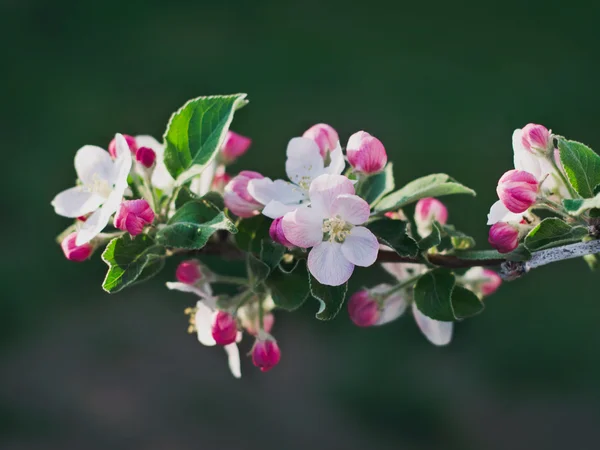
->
[266,262,310,311]
[374,173,475,213]
[366,218,419,257]
[563,195,600,216]
[163,94,248,183]
[558,138,600,198]
[358,163,395,206]
[308,274,348,321]
[524,217,588,251]
[413,269,455,321]
[102,235,166,293]
[451,286,484,319]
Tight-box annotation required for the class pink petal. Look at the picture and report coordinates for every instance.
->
[308,174,355,217]
[281,207,323,248]
[307,241,354,286]
[331,194,370,225]
[340,226,379,267]
[412,303,453,346]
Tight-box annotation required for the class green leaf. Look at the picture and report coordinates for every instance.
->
[234,215,271,253]
[265,262,310,311]
[558,138,600,198]
[524,217,588,251]
[440,223,476,250]
[358,163,395,206]
[451,286,484,319]
[563,195,600,216]
[163,94,248,182]
[101,235,166,293]
[133,257,166,285]
[413,269,455,321]
[418,221,442,250]
[455,245,532,262]
[247,253,271,289]
[260,240,286,269]
[156,199,237,249]
[308,274,348,321]
[366,218,419,257]
[374,173,476,213]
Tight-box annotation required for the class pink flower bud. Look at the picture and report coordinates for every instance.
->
[176,260,203,284]
[243,313,275,336]
[497,169,538,213]
[220,131,252,163]
[415,198,448,226]
[269,217,293,248]
[252,338,281,372]
[211,167,231,193]
[347,290,380,327]
[113,199,155,236]
[211,311,238,345]
[521,123,551,153]
[302,123,339,157]
[224,171,264,218]
[346,131,388,174]
[488,222,519,254]
[61,232,93,262]
[135,146,156,168]
[109,134,137,158]
[481,269,502,296]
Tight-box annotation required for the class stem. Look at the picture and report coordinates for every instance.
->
[527,239,600,269]
[380,274,422,300]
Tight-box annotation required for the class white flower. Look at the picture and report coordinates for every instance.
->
[166,282,241,378]
[135,135,175,195]
[281,174,378,286]
[247,137,345,218]
[51,133,132,245]
[381,263,453,346]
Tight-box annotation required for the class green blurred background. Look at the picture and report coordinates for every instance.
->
[2,0,600,448]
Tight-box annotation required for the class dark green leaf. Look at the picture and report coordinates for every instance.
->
[247,253,270,289]
[440,223,476,250]
[524,217,588,251]
[374,174,475,213]
[418,221,442,250]
[234,215,271,252]
[266,261,310,311]
[358,163,395,205]
[558,138,600,198]
[413,269,455,321]
[163,94,248,181]
[451,286,484,319]
[260,240,286,269]
[563,195,600,216]
[308,274,348,321]
[101,235,166,293]
[366,218,419,257]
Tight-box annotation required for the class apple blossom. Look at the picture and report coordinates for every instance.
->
[252,337,281,372]
[51,133,133,245]
[108,134,137,158]
[134,135,176,195]
[461,267,502,297]
[211,311,239,345]
[113,199,155,236]
[220,130,252,164]
[135,146,156,168]
[302,123,339,157]
[346,131,388,174]
[488,222,520,253]
[238,297,276,336]
[176,260,204,285]
[496,169,538,213]
[520,123,552,154]
[347,290,380,327]
[61,232,94,262]
[414,197,448,237]
[224,171,265,218]
[269,217,293,248]
[281,174,379,286]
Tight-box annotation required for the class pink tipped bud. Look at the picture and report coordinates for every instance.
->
[135,146,156,168]
[347,290,380,327]
[211,311,238,345]
[109,134,137,158]
[113,199,155,236]
[488,222,519,254]
[415,198,448,226]
[497,169,538,213]
[252,338,281,372]
[481,269,502,296]
[220,131,252,163]
[521,123,552,153]
[269,217,293,248]
[224,171,264,218]
[176,260,203,284]
[211,167,232,193]
[61,232,93,262]
[346,131,388,174]
[302,123,339,157]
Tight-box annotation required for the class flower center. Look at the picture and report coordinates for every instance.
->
[322,216,352,243]
[87,174,113,198]
[184,306,198,334]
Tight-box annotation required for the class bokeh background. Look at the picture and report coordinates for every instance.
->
[2,1,600,449]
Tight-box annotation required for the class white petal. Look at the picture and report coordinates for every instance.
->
[194,302,217,346]
[412,303,453,346]
[378,295,408,325]
[75,187,123,245]
[512,129,542,179]
[381,262,424,281]
[324,142,345,175]
[308,174,355,217]
[285,137,325,187]
[307,241,354,286]
[281,207,324,248]
[111,134,133,187]
[135,135,164,154]
[341,226,379,267]
[486,200,523,225]
[224,343,241,378]
[262,201,302,219]
[166,282,213,301]
[190,159,217,197]
[51,186,104,218]
[248,178,306,207]
[151,162,175,194]
[74,145,114,187]
[331,194,370,225]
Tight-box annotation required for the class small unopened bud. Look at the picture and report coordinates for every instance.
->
[481,269,502,296]
[488,222,519,254]
[224,171,264,218]
[346,131,387,174]
[252,338,281,372]
[497,169,538,213]
[176,260,203,284]
[521,123,552,153]
[220,131,252,164]
[415,197,448,237]
[211,168,231,193]
[211,311,238,345]
[302,123,339,158]
[269,217,293,248]
[135,146,156,168]
[347,290,380,327]
[113,199,155,236]
[61,232,93,262]
[109,134,137,158]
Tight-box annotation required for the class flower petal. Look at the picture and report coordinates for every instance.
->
[224,343,241,378]
[285,137,325,187]
[341,226,379,267]
[381,262,424,281]
[51,186,104,218]
[262,201,302,219]
[112,134,133,188]
[74,145,115,187]
[165,282,214,301]
[75,187,124,246]
[308,174,355,217]
[190,159,217,197]
[194,302,217,346]
[281,207,323,248]
[307,241,354,286]
[248,178,306,208]
[331,194,370,225]
[513,129,542,179]
[486,200,523,225]
[412,303,453,346]
[135,135,163,153]
[324,142,345,175]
